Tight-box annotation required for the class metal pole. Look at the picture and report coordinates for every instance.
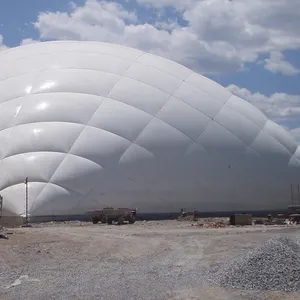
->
[0,195,3,222]
[25,177,28,226]
[291,184,294,206]
[298,184,300,205]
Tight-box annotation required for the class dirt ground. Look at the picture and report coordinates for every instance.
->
[1,220,300,300]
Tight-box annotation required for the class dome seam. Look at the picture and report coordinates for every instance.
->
[0,180,85,215]
[0,41,144,65]
[28,99,106,212]
[192,95,264,168]
[30,52,147,212]
[1,70,228,124]
[184,72,230,105]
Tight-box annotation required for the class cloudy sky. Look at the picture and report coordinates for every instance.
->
[0,0,299,142]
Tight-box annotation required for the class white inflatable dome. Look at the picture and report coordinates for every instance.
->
[0,41,299,219]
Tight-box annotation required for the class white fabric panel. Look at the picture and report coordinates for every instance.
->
[179,142,209,180]
[119,143,156,166]
[263,120,297,155]
[0,152,65,190]
[0,52,134,81]
[214,104,261,146]
[14,93,103,127]
[0,128,12,159]
[250,130,291,165]
[86,170,147,210]
[174,82,222,119]
[296,146,300,160]
[2,122,84,158]
[184,142,207,161]
[70,194,104,215]
[90,169,142,195]
[30,69,120,97]
[227,95,267,129]
[138,53,192,80]
[232,147,291,209]
[289,147,300,183]
[119,143,161,185]
[156,97,211,140]
[186,73,232,104]
[30,183,82,216]
[70,126,131,168]
[0,69,120,104]
[135,118,192,161]
[289,154,300,168]
[230,147,267,181]
[289,147,300,165]
[53,41,143,60]
[0,41,143,65]
[109,77,170,115]
[0,182,46,216]
[0,72,38,104]
[0,98,24,131]
[88,99,152,141]
[124,62,183,95]
[197,121,247,164]
[51,154,104,196]
[0,41,299,217]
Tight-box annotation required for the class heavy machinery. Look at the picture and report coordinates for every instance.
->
[86,207,137,225]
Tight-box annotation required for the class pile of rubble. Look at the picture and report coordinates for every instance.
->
[0,226,9,239]
[195,220,227,228]
[177,215,196,222]
[253,217,298,226]
[208,236,300,292]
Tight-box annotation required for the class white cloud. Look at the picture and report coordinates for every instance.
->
[154,20,180,31]
[33,0,300,74]
[0,34,8,51]
[264,51,299,76]
[33,0,300,75]
[35,0,139,45]
[227,84,300,125]
[136,0,197,11]
[20,38,40,46]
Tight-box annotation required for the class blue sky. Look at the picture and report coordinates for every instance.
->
[0,0,300,141]
[0,0,78,45]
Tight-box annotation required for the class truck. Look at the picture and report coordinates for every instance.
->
[86,207,137,225]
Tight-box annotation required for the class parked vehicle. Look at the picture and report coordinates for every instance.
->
[86,207,137,225]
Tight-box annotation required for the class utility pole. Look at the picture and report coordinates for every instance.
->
[298,184,300,205]
[25,177,28,226]
[0,194,3,223]
[291,184,294,206]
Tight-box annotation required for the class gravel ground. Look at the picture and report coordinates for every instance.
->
[1,220,300,300]
[208,236,300,292]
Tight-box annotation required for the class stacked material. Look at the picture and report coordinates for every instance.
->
[196,221,227,228]
[209,236,300,292]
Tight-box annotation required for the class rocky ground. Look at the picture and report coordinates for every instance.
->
[1,220,300,300]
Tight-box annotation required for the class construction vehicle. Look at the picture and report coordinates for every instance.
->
[86,207,137,225]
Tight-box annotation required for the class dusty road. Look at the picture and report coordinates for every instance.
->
[1,220,300,300]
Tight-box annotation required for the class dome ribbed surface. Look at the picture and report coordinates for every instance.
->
[0,41,299,217]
